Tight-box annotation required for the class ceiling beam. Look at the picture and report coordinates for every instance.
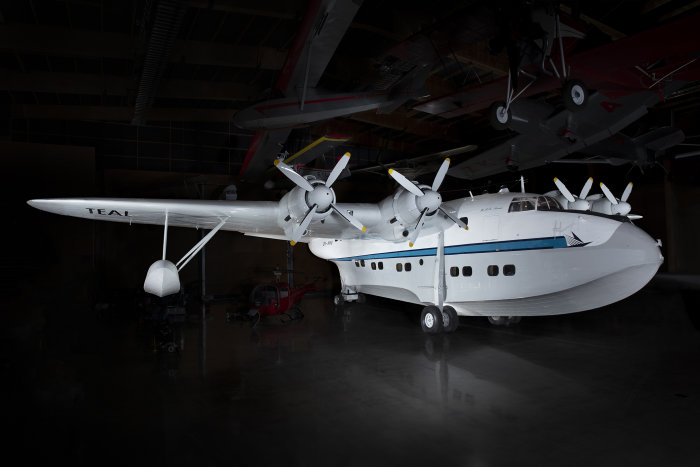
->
[12,104,237,122]
[0,24,287,69]
[0,69,262,101]
[187,0,305,20]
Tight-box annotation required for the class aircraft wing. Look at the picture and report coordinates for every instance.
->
[27,198,382,242]
[449,87,676,180]
[238,129,291,182]
[275,0,363,95]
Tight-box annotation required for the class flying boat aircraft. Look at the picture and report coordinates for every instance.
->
[28,153,664,333]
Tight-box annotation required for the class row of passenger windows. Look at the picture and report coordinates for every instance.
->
[354,260,516,277]
[450,264,516,277]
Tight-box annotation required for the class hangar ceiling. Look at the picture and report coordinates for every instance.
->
[2,0,700,183]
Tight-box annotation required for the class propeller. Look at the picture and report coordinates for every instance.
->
[599,182,633,216]
[552,177,593,210]
[275,152,366,244]
[388,158,468,247]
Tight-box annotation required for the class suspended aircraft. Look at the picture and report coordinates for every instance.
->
[416,9,700,179]
[234,0,433,181]
[28,153,664,333]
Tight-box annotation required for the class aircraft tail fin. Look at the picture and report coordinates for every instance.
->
[377,63,432,115]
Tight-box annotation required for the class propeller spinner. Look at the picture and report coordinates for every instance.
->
[388,158,467,247]
[275,153,365,244]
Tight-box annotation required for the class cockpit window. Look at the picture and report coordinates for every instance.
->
[508,197,537,212]
[536,196,561,210]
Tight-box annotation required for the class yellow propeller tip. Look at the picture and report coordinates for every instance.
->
[273,159,280,166]
[588,177,593,180]
[553,177,559,182]
[289,240,296,246]
[599,182,604,187]
[445,157,451,162]
[388,168,394,174]
[344,152,351,158]
[361,226,366,232]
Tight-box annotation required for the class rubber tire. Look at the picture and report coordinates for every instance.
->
[333,295,343,306]
[421,306,444,334]
[489,101,511,130]
[442,306,459,333]
[562,79,588,111]
[488,316,508,326]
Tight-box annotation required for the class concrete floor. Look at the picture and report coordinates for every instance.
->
[4,283,700,466]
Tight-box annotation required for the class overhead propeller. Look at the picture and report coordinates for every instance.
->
[599,182,633,217]
[275,152,366,244]
[552,177,593,210]
[388,158,468,247]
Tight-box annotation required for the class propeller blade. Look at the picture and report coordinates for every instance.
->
[438,205,468,230]
[431,158,451,191]
[389,168,424,197]
[621,182,633,202]
[579,177,593,199]
[275,160,314,192]
[553,177,575,203]
[330,204,366,232]
[290,204,317,245]
[408,208,429,247]
[326,152,351,187]
[600,182,618,205]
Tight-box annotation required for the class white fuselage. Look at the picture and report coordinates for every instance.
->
[309,192,663,317]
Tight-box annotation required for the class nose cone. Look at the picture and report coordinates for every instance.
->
[603,221,663,294]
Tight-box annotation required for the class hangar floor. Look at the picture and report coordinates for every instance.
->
[5,282,700,467]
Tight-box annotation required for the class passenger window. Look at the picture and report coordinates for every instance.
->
[371,262,376,270]
[396,263,403,272]
[419,259,424,266]
[504,264,516,276]
[361,260,365,267]
[450,267,459,277]
[378,262,383,270]
[462,266,472,277]
[405,263,412,272]
[487,265,499,276]
[355,261,359,267]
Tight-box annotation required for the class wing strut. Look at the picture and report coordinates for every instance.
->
[176,218,228,272]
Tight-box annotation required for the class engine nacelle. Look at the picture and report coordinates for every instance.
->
[144,259,180,297]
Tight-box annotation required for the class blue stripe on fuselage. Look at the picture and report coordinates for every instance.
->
[332,236,568,261]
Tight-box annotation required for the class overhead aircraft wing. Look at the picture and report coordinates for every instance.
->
[237,0,362,181]
[415,11,700,120]
[238,129,291,182]
[449,86,684,180]
[276,0,363,96]
[27,198,382,242]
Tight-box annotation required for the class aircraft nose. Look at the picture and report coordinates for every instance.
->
[608,221,664,270]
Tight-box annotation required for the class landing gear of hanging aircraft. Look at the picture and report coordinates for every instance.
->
[489,101,511,130]
[441,306,459,333]
[421,305,444,334]
[333,295,343,306]
[487,316,522,326]
[562,79,588,111]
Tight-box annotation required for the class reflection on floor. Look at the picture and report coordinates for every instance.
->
[4,285,700,466]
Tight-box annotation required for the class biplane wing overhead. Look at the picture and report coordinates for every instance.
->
[414,11,700,120]
[449,80,690,180]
